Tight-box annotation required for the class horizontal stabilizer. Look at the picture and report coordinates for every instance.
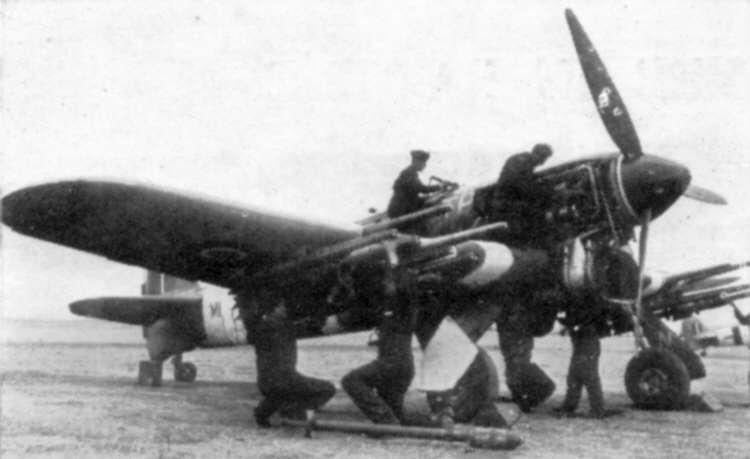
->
[70,296,202,326]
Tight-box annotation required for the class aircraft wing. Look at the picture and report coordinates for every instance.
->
[2,180,359,288]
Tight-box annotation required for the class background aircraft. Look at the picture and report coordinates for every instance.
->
[3,9,748,411]
[680,316,750,354]
[675,304,750,355]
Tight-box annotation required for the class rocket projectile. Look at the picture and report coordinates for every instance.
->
[279,417,523,451]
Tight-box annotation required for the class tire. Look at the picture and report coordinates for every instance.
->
[625,348,690,410]
[174,362,198,382]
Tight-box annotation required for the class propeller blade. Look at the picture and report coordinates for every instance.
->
[632,208,651,349]
[683,184,727,205]
[565,9,643,160]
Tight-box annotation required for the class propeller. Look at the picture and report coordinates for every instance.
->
[565,9,642,160]
[566,9,727,206]
[564,9,730,349]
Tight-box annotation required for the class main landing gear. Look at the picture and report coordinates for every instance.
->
[137,353,198,387]
[623,308,706,410]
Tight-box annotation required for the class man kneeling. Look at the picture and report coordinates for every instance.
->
[341,269,417,424]
[253,300,335,426]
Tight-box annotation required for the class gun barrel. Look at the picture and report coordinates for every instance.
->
[251,229,400,280]
[361,204,452,236]
[418,222,508,250]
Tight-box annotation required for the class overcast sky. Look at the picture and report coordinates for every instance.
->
[2,0,749,320]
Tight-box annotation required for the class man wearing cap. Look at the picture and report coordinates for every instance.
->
[488,144,557,412]
[386,150,443,223]
[495,143,553,201]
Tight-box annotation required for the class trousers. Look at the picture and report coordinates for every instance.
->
[256,373,335,419]
[342,332,414,424]
[561,332,603,414]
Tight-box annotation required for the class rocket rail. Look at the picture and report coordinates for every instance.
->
[646,283,750,320]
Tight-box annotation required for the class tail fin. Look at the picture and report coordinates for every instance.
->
[141,271,198,296]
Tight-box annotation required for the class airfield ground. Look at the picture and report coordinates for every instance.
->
[1,319,749,458]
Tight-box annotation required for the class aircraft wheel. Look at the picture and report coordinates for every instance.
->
[625,348,690,410]
[174,362,198,382]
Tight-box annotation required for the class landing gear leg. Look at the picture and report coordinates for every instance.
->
[172,353,198,383]
[141,319,198,385]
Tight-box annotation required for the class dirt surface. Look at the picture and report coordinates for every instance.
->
[2,319,750,458]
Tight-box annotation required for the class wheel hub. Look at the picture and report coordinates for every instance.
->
[638,367,668,396]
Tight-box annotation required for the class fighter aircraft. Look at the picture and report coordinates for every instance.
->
[3,9,748,410]
[679,313,750,355]
[669,284,750,356]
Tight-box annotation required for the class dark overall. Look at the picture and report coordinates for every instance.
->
[342,280,416,424]
[452,349,509,427]
[492,151,552,244]
[387,166,441,220]
[253,315,335,424]
[559,292,610,416]
[496,297,556,412]
[560,322,604,415]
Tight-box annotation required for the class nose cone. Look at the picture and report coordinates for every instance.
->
[620,155,691,219]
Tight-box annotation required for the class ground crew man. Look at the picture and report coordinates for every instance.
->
[681,313,707,356]
[558,321,605,417]
[251,298,336,427]
[494,288,557,413]
[387,150,443,221]
[731,302,750,399]
[341,267,418,424]
[494,143,553,205]
[492,143,554,243]
[556,293,617,418]
[487,144,556,410]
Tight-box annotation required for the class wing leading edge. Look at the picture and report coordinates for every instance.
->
[2,180,358,288]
